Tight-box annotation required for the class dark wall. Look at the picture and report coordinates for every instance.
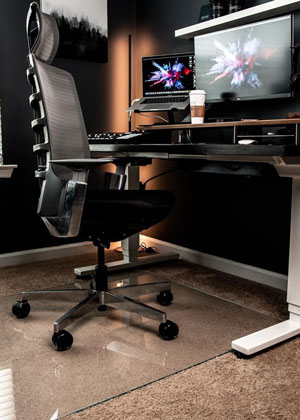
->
[0,0,42,253]
[0,0,297,275]
[0,0,135,253]
[135,0,300,274]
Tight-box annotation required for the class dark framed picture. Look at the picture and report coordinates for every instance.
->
[41,0,108,63]
[199,3,211,23]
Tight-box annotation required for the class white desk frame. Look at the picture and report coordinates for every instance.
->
[86,141,300,356]
[174,0,300,352]
[168,153,300,356]
[232,162,300,355]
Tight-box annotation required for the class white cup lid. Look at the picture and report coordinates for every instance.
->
[190,90,206,94]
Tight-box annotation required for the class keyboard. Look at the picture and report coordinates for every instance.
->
[88,131,146,144]
[141,97,187,104]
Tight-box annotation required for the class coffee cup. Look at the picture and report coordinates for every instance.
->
[189,90,206,124]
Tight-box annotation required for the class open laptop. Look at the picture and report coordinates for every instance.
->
[127,52,196,113]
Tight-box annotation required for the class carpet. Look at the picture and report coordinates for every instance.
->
[0,250,292,420]
[64,337,300,420]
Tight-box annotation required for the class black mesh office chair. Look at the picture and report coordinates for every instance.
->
[12,2,178,351]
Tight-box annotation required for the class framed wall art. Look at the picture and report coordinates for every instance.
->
[41,0,108,62]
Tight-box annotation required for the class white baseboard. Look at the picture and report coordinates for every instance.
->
[0,241,123,268]
[0,242,96,268]
[0,236,287,291]
[141,235,288,291]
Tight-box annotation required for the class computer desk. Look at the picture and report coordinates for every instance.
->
[82,119,300,356]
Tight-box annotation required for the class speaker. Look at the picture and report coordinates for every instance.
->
[199,4,211,22]
[290,44,300,91]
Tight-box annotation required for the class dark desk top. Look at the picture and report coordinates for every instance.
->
[90,118,300,160]
[89,143,300,157]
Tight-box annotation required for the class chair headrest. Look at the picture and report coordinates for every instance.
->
[26,2,59,64]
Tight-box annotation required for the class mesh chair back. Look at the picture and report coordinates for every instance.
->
[26,2,89,237]
[26,2,59,65]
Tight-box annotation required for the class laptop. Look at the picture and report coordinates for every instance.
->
[127,52,196,113]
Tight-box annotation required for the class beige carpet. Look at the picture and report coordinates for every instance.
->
[0,251,287,320]
[0,250,293,420]
[64,338,300,420]
[144,260,288,320]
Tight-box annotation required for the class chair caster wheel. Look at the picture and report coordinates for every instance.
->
[157,290,173,306]
[52,330,73,351]
[159,320,179,340]
[98,305,107,311]
[12,300,30,318]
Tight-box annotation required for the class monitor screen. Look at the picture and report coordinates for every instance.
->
[194,15,293,103]
[142,53,196,97]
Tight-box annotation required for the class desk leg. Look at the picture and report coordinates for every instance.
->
[121,165,140,264]
[74,165,179,277]
[232,176,300,355]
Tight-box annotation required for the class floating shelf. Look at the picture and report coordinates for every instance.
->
[175,0,300,39]
[0,165,17,178]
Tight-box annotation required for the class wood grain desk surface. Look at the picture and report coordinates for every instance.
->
[138,118,300,131]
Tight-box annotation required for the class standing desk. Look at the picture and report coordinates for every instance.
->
[86,119,300,356]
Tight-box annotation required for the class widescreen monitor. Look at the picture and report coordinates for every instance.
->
[194,15,293,103]
[142,53,196,97]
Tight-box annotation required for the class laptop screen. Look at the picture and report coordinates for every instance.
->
[142,53,196,97]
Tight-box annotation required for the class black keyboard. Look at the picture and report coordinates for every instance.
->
[141,97,187,104]
[88,131,146,144]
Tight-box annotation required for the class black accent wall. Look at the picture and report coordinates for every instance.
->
[0,0,135,252]
[0,0,298,275]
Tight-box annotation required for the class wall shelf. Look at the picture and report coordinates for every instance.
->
[175,0,300,39]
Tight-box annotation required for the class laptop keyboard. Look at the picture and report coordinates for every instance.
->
[141,96,187,104]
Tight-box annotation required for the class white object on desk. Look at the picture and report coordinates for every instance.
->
[238,139,257,145]
[0,165,17,178]
[189,90,206,124]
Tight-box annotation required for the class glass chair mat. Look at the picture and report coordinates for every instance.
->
[0,270,278,420]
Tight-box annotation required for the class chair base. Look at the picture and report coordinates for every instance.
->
[12,278,179,350]
[74,252,180,276]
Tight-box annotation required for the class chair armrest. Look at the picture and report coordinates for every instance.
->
[50,158,128,190]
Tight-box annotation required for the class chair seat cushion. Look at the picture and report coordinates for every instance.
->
[81,189,175,244]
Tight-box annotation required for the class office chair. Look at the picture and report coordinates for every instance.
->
[12,2,178,351]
